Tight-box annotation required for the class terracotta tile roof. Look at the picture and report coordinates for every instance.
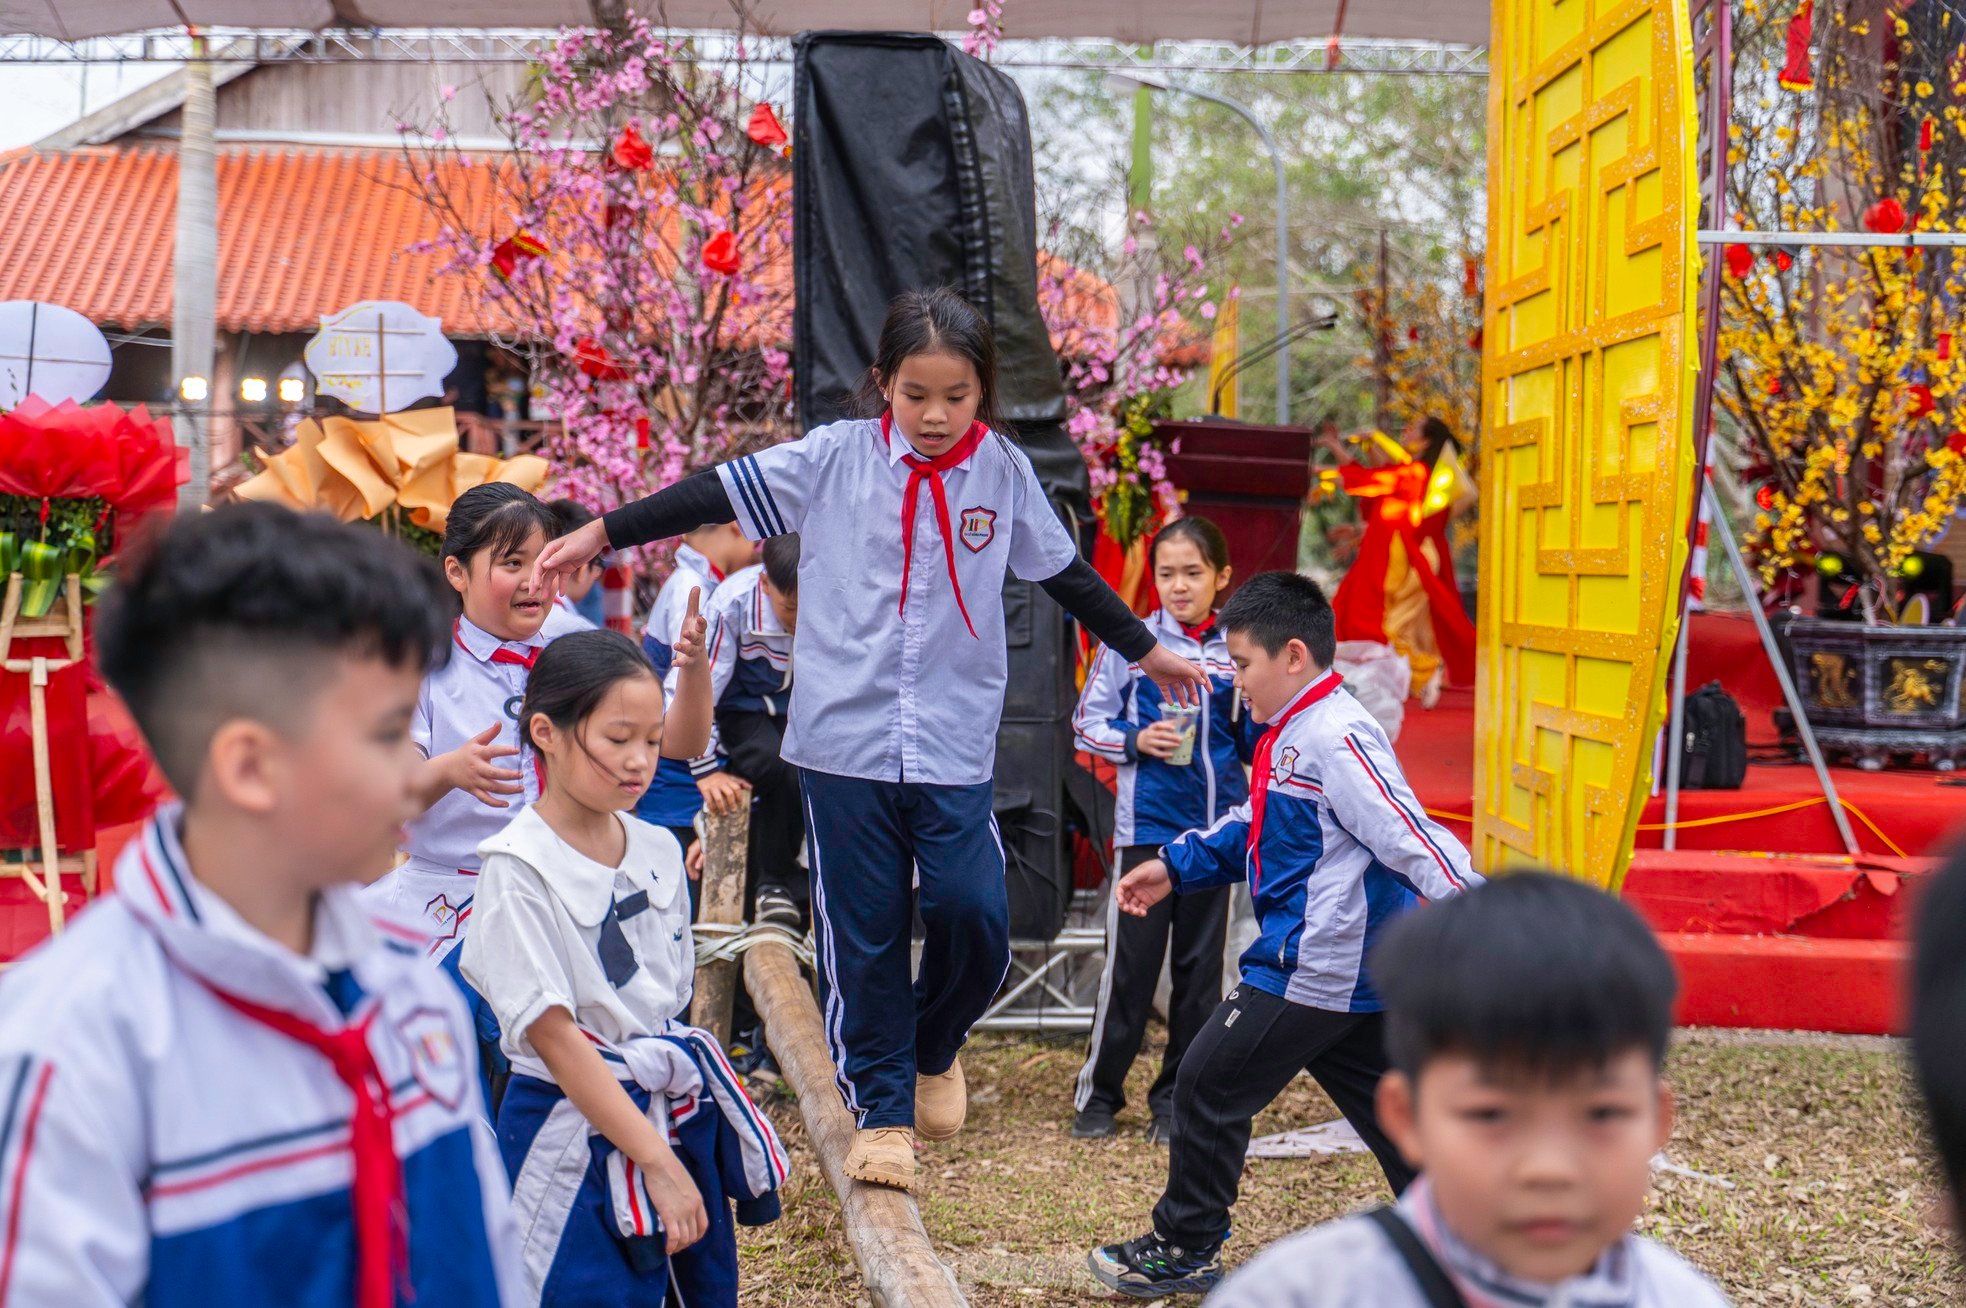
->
[0,144,1145,365]
[0,145,512,336]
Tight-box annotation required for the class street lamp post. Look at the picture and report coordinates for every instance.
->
[1107,72,1290,424]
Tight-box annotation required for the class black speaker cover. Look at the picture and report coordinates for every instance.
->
[792,30,1088,940]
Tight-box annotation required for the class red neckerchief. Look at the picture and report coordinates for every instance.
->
[885,411,988,639]
[1179,616,1217,643]
[203,986,404,1308]
[453,618,540,669]
[1248,671,1344,893]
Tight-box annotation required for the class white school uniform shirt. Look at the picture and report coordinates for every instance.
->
[543,595,596,636]
[402,615,551,876]
[461,806,694,1085]
[641,543,725,678]
[667,563,797,778]
[717,416,1080,785]
[1203,1177,1730,1308]
[0,807,523,1308]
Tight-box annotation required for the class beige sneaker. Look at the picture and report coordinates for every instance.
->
[844,1127,918,1191]
[915,1057,967,1141]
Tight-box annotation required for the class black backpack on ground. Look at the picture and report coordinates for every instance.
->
[1680,681,1748,790]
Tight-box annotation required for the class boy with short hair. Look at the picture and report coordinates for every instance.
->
[1090,571,1481,1297]
[1206,872,1730,1307]
[0,503,521,1305]
[638,520,757,857]
[684,532,806,929]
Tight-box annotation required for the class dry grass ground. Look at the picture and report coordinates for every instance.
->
[734,1028,1955,1306]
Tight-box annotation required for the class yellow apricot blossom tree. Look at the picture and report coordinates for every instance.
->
[1718,0,1966,617]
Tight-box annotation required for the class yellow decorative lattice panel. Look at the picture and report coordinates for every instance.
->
[1475,0,1698,890]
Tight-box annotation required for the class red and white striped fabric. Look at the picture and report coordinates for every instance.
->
[601,560,635,634]
[1688,463,1714,611]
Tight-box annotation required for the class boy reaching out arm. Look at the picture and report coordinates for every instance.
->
[1091,572,1480,1299]
[1206,873,1730,1307]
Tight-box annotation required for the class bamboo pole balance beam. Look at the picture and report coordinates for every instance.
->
[744,941,969,1308]
[689,802,751,1047]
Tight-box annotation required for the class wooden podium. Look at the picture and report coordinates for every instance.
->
[1156,419,1316,596]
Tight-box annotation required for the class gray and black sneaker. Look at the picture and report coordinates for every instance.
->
[1071,1104,1118,1139]
[1087,1231,1223,1297]
[754,886,803,931]
[1145,1113,1175,1146]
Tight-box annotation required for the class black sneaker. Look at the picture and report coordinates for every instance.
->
[1086,1231,1223,1297]
[1145,1113,1174,1146]
[755,886,802,931]
[1071,1104,1118,1139]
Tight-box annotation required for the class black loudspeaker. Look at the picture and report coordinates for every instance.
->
[792,31,1086,941]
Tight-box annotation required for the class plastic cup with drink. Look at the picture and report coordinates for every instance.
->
[1162,704,1201,766]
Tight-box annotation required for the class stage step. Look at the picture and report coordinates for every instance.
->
[1623,851,1929,1037]
[1656,932,1907,1036]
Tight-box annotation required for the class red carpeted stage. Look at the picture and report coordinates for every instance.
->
[1392,610,1963,1035]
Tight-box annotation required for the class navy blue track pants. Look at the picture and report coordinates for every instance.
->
[799,766,1009,1130]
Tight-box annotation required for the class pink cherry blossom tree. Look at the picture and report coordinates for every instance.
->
[1039,209,1240,548]
[399,14,794,582]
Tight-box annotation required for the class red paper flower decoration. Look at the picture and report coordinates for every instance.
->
[572,337,632,382]
[701,230,740,276]
[489,230,549,280]
[1724,243,1754,279]
[1863,197,1909,234]
[1779,0,1814,92]
[1949,431,1966,456]
[1910,384,1937,418]
[611,122,655,172]
[1772,246,1796,273]
[746,103,789,148]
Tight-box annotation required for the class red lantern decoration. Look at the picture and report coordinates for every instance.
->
[610,122,655,172]
[1772,245,1796,273]
[1941,333,1954,362]
[746,103,789,148]
[1724,243,1754,279]
[1779,0,1814,92]
[1949,431,1966,456]
[635,414,651,450]
[1755,484,1778,511]
[701,230,740,276]
[1910,384,1937,418]
[572,337,632,382]
[1863,197,1909,234]
[489,230,549,280]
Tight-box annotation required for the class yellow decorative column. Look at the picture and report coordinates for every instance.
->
[1475,0,1699,889]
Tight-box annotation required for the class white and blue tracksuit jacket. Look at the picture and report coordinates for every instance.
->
[1072,608,1254,847]
[668,564,794,782]
[0,807,521,1307]
[639,544,725,828]
[1164,671,1480,1011]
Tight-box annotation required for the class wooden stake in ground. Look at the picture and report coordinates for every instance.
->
[690,802,751,1047]
[745,941,968,1307]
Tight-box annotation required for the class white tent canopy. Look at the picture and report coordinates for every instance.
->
[0,1,1490,48]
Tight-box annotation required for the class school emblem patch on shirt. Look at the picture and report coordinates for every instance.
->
[959,506,997,554]
[1275,745,1301,783]
[395,1006,468,1111]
